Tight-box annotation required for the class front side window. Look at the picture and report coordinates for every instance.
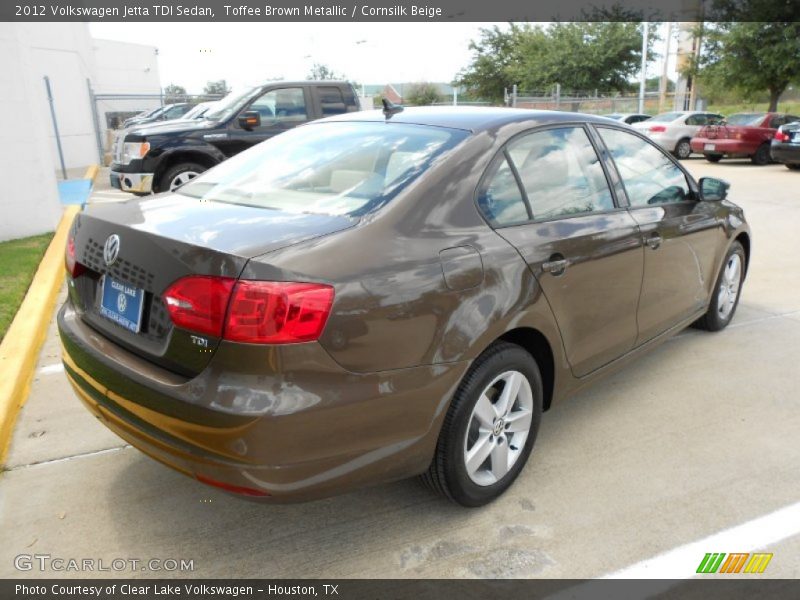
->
[248,88,308,125]
[598,127,692,207]
[178,122,468,216]
[506,127,615,220]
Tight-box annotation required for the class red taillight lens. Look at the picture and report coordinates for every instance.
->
[649,125,666,133]
[225,281,334,344]
[65,235,85,278]
[774,130,790,142]
[162,276,236,337]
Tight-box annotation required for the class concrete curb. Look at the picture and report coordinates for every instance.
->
[0,165,98,466]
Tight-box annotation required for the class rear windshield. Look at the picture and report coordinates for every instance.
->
[178,121,469,216]
[725,113,766,126]
[648,112,684,123]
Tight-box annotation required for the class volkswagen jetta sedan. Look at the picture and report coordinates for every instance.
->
[59,107,750,506]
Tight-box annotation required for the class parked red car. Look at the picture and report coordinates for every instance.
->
[691,113,800,165]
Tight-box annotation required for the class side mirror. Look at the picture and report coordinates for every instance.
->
[699,177,730,202]
[238,111,261,131]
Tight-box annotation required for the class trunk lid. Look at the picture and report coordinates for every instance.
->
[69,193,356,376]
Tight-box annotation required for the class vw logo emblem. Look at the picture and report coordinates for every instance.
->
[103,234,120,266]
[117,293,127,313]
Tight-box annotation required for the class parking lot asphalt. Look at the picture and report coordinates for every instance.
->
[1,159,798,580]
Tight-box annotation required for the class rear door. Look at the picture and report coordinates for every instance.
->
[222,86,312,155]
[481,125,644,377]
[595,126,726,345]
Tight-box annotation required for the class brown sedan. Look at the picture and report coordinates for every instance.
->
[59,108,750,506]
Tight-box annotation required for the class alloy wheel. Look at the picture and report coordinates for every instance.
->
[717,253,742,320]
[169,170,200,191]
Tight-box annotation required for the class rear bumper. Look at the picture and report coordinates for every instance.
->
[110,169,153,194]
[690,138,758,156]
[770,143,800,164]
[57,302,467,502]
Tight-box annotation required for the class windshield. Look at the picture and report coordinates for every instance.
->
[178,121,469,216]
[649,112,684,123]
[725,113,766,126]
[204,87,259,121]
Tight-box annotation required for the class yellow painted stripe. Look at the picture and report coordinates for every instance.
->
[0,165,99,467]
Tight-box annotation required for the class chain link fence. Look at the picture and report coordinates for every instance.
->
[506,87,690,115]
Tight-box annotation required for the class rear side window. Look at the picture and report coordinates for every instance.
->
[598,127,692,207]
[506,127,615,220]
[319,86,346,117]
[477,155,530,227]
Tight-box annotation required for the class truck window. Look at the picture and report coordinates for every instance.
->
[248,88,308,126]
[319,86,346,116]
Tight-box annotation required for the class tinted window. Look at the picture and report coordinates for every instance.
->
[319,86,346,117]
[478,155,530,227]
[686,114,708,126]
[506,127,614,220]
[599,127,692,207]
[769,116,786,129]
[248,88,307,125]
[178,122,468,216]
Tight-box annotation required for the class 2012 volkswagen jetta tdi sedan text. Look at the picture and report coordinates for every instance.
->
[59,108,750,506]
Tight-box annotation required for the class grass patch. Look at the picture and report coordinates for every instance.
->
[0,233,55,342]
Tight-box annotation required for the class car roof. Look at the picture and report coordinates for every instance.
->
[318,106,616,133]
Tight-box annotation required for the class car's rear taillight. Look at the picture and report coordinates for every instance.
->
[649,125,666,133]
[65,235,85,278]
[162,276,334,344]
[774,130,790,142]
[163,276,236,337]
[225,281,334,344]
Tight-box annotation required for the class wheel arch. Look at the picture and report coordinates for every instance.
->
[734,231,751,275]
[496,327,555,412]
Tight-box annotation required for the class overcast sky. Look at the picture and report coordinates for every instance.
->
[90,22,675,94]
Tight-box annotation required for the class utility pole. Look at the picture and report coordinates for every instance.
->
[659,22,672,114]
[639,21,649,114]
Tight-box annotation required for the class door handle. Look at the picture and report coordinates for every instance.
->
[542,257,570,275]
[645,233,663,250]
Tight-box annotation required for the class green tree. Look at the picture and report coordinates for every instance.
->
[163,83,187,102]
[307,63,345,80]
[688,21,800,111]
[203,80,229,96]
[405,82,440,106]
[457,22,657,101]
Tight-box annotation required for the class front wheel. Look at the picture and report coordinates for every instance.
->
[674,138,692,159]
[156,162,206,193]
[693,241,746,331]
[422,342,543,507]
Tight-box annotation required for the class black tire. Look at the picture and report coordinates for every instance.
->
[421,342,543,507]
[786,163,800,171]
[674,138,692,159]
[693,241,746,332]
[750,144,771,166]
[156,162,206,193]
[704,154,723,163]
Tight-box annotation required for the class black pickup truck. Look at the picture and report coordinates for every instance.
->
[110,81,360,195]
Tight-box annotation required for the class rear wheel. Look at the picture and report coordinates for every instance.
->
[786,163,800,171]
[693,241,745,331]
[421,342,543,507]
[704,154,723,163]
[157,162,206,193]
[674,138,692,159]
[751,143,771,166]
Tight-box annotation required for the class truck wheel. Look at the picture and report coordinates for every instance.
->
[750,144,771,166]
[158,163,206,193]
[704,154,723,163]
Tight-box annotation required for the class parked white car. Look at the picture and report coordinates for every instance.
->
[632,110,724,158]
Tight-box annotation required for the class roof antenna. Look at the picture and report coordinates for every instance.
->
[381,98,404,118]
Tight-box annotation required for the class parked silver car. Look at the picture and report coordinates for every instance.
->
[633,111,724,159]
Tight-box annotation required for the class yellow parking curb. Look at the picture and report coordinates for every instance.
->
[0,165,98,466]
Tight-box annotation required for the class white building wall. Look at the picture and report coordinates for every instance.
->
[0,24,161,241]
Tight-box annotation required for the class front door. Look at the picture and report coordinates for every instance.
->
[480,125,645,377]
[595,126,726,344]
